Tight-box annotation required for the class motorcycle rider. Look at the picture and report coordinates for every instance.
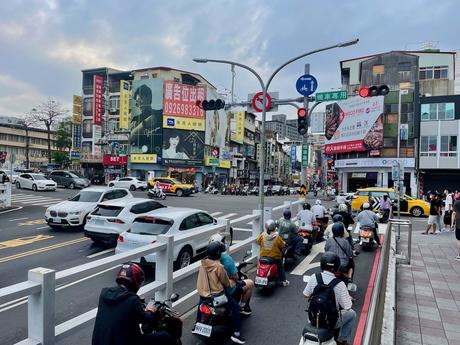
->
[196,241,246,344]
[380,193,392,220]
[357,203,381,247]
[303,252,356,345]
[208,234,254,315]
[324,214,350,241]
[297,202,314,232]
[325,223,354,282]
[278,209,303,255]
[312,199,328,228]
[152,180,162,196]
[333,204,355,247]
[256,219,289,286]
[92,263,174,345]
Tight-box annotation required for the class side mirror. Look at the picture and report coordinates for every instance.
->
[245,249,252,256]
[169,293,179,302]
[348,283,357,292]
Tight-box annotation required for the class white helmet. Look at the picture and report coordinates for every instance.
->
[338,203,348,212]
[265,219,277,233]
[316,199,322,205]
[363,202,371,210]
[209,233,227,251]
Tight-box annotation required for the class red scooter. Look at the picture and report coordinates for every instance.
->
[254,256,279,290]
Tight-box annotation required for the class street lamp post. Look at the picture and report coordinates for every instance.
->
[193,38,358,229]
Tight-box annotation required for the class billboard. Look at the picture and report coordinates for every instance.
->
[163,81,206,119]
[310,112,325,134]
[205,89,230,146]
[162,128,205,166]
[93,75,103,126]
[119,80,131,129]
[324,96,384,154]
[130,78,164,163]
[230,111,245,144]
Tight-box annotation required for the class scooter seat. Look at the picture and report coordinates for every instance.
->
[302,323,335,342]
[259,256,276,264]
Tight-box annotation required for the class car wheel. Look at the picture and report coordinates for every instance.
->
[16,182,21,189]
[130,185,136,191]
[176,189,183,197]
[69,183,75,189]
[410,206,423,217]
[108,183,114,187]
[32,184,37,191]
[175,247,193,270]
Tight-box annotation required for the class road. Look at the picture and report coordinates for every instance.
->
[0,186,410,345]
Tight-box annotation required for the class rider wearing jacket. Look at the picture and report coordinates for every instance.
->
[357,203,381,246]
[277,209,303,255]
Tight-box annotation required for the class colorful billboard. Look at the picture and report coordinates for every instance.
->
[163,81,206,119]
[162,128,205,166]
[119,80,131,129]
[205,88,231,160]
[93,75,103,126]
[163,116,205,131]
[130,78,164,163]
[324,96,384,154]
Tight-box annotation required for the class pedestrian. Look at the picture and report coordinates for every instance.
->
[422,192,440,235]
[444,189,453,232]
[451,199,460,261]
[434,193,444,232]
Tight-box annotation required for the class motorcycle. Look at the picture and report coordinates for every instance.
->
[141,293,182,345]
[298,227,313,254]
[359,226,376,251]
[148,188,166,200]
[379,208,391,223]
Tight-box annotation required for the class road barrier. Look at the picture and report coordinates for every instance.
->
[0,199,305,345]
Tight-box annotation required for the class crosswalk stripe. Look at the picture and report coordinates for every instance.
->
[12,196,58,202]
[210,212,223,217]
[29,200,62,206]
[219,213,237,219]
[20,199,63,204]
[11,196,50,201]
[41,204,58,208]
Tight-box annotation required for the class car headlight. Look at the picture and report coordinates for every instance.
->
[69,211,81,215]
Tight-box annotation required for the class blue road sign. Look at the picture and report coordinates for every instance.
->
[296,74,318,96]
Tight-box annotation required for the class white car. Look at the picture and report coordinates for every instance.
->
[16,173,57,191]
[115,208,232,269]
[84,198,166,245]
[0,170,18,183]
[45,187,133,229]
[108,177,147,191]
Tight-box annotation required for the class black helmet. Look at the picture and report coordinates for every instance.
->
[116,263,145,292]
[206,241,225,260]
[303,203,311,210]
[283,209,291,220]
[332,214,344,223]
[320,252,341,272]
[332,222,345,237]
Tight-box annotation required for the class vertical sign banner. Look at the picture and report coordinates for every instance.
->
[163,81,206,119]
[231,111,245,143]
[93,75,103,126]
[301,144,309,167]
[74,125,82,148]
[290,144,297,169]
[72,95,82,124]
[310,112,325,134]
[119,80,131,129]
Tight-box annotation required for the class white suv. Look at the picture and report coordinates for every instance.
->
[45,187,133,229]
[108,177,147,191]
[84,198,166,245]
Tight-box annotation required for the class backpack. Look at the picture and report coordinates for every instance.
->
[308,273,341,330]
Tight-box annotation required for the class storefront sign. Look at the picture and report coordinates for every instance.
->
[119,80,131,129]
[70,151,80,161]
[130,154,158,163]
[230,111,245,144]
[72,95,82,124]
[351,173,367,178]
[205,157,220,166]
[290,145,297,169]
[168,167,196,173]
[74,124,81,148]
[103,154,128,166]
[163,81,206,119]
[301,144,309,167]
[219,160,231,169]
[334,158,415,168]
[104,168,122,174]
[93,75,103,126]
[163,116,205,131]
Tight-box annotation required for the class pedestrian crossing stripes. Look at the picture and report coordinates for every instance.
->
[11,193,64,207]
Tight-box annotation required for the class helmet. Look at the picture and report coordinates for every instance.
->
[320,252,341,272]
[332,222,345,237]
[209,233,226,247]
[315,199,322,205]
[338,203,348,212]
[206,241,225,260]
[363,202,371,210]
[303,203,311,210]
[283,209,291,220]
[383,193,388,197]
[265,219,277,233]
[116,263,145,292]
[332,214,344,223]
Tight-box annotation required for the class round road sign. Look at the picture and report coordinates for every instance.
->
[252,92,272,112]
[296,74,318,97]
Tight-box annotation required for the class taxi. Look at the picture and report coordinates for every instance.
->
[148,177,194,197]
[351,187,430,217]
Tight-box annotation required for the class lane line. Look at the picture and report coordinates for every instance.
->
[41,204,58,207]
[232,227,252,233]
[219,213,238,219]
[19,199,63,204]
[8,217,28,222]
[86,248,115,259]
[11,196,56,201]
[210,212,223,217]
[28,201,62,206]
[290,242,325,275]
[0,206,23,215]
[36,226,50,230]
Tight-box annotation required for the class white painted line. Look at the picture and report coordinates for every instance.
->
[210,212,223,217]
[20,198,63,204]
[8,217,29,222]
[290,242,325,275]
[29,200,63,206]
[232,227,252,233]
[11,195,51,200]
[41,204,58,207]
[36,226,49,230]
[86,248,115,259]
[0,206,23,215]
[247,221,253,225]
[219,213,238,219]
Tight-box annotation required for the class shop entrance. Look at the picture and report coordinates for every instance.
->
[348,172,378,191]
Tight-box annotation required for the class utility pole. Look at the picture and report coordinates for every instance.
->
[300,64,310,189]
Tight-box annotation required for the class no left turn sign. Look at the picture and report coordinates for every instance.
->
[251,92,272,112]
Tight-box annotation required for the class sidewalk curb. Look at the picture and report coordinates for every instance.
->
[0,206,23,215]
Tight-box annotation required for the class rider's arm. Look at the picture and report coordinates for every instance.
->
[336,283,353,310]
[452,211,457,228]
[132,296,160,325]
[216,265,234,288]
[302,280,315,298]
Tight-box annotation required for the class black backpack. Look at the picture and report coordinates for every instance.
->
[308,273,341,329]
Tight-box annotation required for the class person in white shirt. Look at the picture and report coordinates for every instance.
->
[297,203,314,231]
[444,189,453,231]
[312,199,328,226]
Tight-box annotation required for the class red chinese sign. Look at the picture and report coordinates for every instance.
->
[103,154,128,166]
[93,75,104,126]
[163,81,206,119]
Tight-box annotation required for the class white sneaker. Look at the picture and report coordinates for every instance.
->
[281,280,290,287]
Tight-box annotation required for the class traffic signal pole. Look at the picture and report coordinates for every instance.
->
[300,64,309,189]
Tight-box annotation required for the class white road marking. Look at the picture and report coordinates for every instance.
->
[232,227,252,233]
[8,217,29,222]
[41,204,58,207]
[27,200,62,206]
[219,213,238,219]
[86,248,115,259]
[0,206,23,215]
[290,242,325,275]
[210,212,223,217]
[36,226,49,230]
[19,198,63,204]
[247,221,253,225]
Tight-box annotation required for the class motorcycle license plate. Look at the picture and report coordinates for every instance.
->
[303,238,309,244]
[255,276,268,286]
[362,237,370,243]
[194,322,212,337]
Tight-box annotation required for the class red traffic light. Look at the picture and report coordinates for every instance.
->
[359,85,390,98]
[297,108,307,117]
[359,87,370,98]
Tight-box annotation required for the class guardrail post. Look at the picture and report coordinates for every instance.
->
[283,201,292,216]
[407,222,412,265]
[28,267,55,345]
[155,235,174,301]
[252,209,261,257]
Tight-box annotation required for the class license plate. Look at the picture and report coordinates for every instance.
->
[194,322,212,337]
[255,276,268,286]
[303,239,309,244]
[362,237,370,243]
[53,218,62,224]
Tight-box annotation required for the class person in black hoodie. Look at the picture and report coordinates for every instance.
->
[92,263,173,345]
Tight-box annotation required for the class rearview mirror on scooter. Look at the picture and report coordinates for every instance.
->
[169,293,180,303]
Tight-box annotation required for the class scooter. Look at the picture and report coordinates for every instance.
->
[379,208,390,223]
[298,228,313,254]
[359,226,376,251]
[148,188,166,200]
[254,256,279,290]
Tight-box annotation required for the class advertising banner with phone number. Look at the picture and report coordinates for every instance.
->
[163,81,206,119]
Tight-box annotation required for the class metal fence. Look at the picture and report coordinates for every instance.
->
[0,199,304,345]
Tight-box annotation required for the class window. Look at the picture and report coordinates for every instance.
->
[421,103,455,121]
[131,218,172,235]
[420,136,437,156]
[109,96,120,110]
[130,201,165,214]
[197,213,215,226]
[82,120,93,138]
[398,62,411,71]
[108,118,119,132]
[440,136,457,157]
[179,215,200,231]
[92,205,123,217]
[419,66,448,80]
[83,98,93,117]
[372,64,385,76]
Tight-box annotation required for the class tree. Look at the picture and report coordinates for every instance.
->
[52,151,70,168]
[19,109,38,169]
[55,119,72,151]
[36,98,68,163]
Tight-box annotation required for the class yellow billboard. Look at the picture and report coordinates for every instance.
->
[163,116,205,131]
[219,160,231,169]
[119,80,131,129]
[231,111,244,143]
[130,154,157,163]
[72,95,82,124]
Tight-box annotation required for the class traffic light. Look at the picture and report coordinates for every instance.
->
[358,85,390,98]
[196,99,225,111]
[297,108,307,135]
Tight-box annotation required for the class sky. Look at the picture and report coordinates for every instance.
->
[0,0,459,120]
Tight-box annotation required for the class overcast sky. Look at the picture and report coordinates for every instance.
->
[1,0,459,119]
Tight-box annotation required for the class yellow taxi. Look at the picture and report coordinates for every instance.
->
[149,177,194,197]
[351,187,430,217]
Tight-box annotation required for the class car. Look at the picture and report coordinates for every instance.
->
[115,207,232,269]
[271,185,283,196]
[84,198,166,245]
[263,186,273,196]
[148,177,193,197]
[48,170,90,189]
[45,187,133,229]
[249,186,259,195]
[0,170,18,183]
[108,176,147,191]
[16,173,57,191]
[282,186,290,195]
[91,174,105,185]
[351,187,430,217]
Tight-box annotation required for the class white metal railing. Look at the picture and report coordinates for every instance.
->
[1,198,305,345]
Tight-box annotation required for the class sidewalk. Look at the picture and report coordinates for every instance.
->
[396,222,460,345]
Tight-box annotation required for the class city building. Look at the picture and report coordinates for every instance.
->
[266,113,303,142]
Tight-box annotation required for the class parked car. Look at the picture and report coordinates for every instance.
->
[16,173,57,191]
[91,174,105,185]
[263,186,273,196]
[108,176,147,191]
[271,185,283,196]
[249,186,259,195]
[48,170,90,189]
[0,170,18,183]
[282,186,290,195]
[84,198,166,245]
[148,177,193,197]
[45,187,133,229]
[116,207,232,269]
